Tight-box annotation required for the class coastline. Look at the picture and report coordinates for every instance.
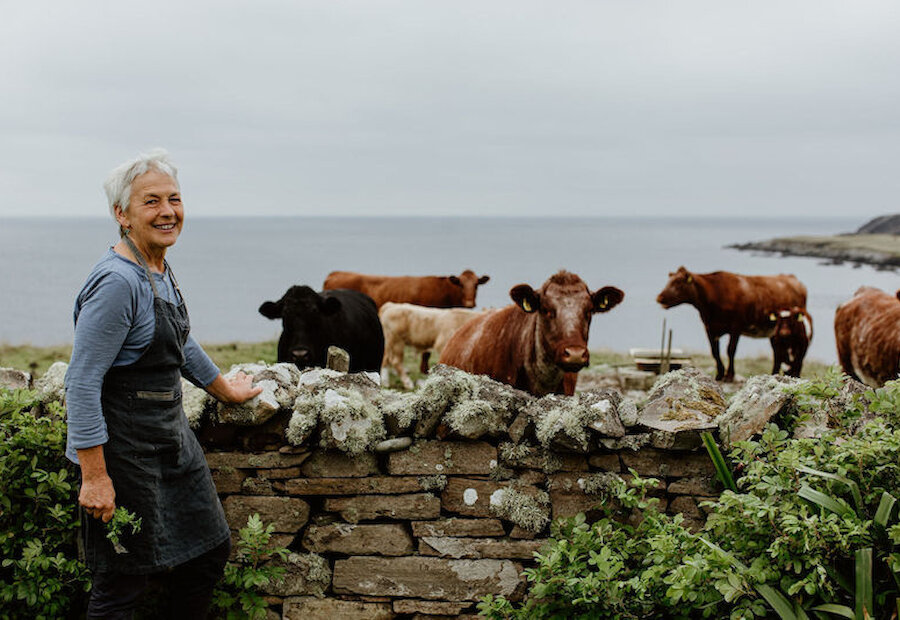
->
[728,233,900,270]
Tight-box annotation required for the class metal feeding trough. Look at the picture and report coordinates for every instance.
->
[629,318,691,374]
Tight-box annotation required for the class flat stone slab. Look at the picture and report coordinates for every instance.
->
[283,597,393,620]
[419,537,547,559]
[0,367,30,390]
[620,448,716,478]
[441,478,540,519]
[303,523,414,556]
[324,493,441,522]
[222,495,309,533]
[332,556,524,601]
[637,368,723,448]
[284,476,425,496]
[387,441,498,476]
[393,600,471,615]
[411,518,506,538]
[717,374,800,445]
[300,451,379,477]
[205,450,311,470]
[262,552,331,597]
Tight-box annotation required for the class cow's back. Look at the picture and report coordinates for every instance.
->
[835,287,900,386]
[370,276,461,308]
[323,272,386,297]
[323,289,385,372]
[440,305,528,385]
[698,272,807,335]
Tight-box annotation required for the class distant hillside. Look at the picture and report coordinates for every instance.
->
[856,214,900,235]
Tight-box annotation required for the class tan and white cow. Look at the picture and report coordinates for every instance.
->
[379,302,483,389]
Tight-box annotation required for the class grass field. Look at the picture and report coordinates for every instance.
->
[0,340,834,386]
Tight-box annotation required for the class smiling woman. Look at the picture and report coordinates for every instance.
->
[63,149,263,617]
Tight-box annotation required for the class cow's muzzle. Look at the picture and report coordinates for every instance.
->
[290,347,313,366]
[558,345,590,371]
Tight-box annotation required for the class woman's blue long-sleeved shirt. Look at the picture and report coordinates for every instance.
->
[65,249,219,463]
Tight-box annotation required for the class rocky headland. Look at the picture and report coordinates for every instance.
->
[728,214,900,270]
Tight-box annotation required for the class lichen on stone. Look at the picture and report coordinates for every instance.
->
[499,441,533,464]
[288,387,386,455]
[489,487,551,534]
[417,474,448,492]
[577,472,624,496]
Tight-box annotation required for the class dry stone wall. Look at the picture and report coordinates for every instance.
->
[0,360,808,619]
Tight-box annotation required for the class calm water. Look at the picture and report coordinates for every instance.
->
[1,216,897,365]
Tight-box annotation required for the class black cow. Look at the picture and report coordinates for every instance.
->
[259,286,384,373]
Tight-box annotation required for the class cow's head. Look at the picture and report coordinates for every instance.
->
[769,306,809,341]
[259,285,342,369]
[448,270,490,308]
[657,266,695,309]
[510,270,624,372]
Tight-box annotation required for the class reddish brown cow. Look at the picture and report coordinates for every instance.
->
[769,307,812,377]
[440,271,624,396]
[323,270,490,309]
[656,266,807,382]
[834,287,900,387]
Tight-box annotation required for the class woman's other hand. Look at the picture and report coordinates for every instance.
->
[205,371,263,404]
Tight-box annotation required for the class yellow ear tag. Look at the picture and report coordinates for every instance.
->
[522,300,532,312]
[769,313,776,321]
[686,275,693,283]
[599,296,607,309]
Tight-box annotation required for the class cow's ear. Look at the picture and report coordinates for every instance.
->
[448,276,461,287]
[510,284,539,313]
[591,286,624,313]
[321,295,342,315]
[258,300,283,319]
[478,275,490,285]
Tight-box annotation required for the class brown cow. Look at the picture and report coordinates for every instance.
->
[834,286,900,387]
[323,270,490,309]
[440,271,624,396]
[769,307,812,377]
[656,266,807,382]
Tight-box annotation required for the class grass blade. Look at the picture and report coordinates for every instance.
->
[874,492,896,528]
[701,431,737,492]
[855,548,872,620]
[798,486,854,518]
[809,604,855,618]
[796,465,863,515]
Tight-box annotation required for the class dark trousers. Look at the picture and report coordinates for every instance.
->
[86,538,230,620]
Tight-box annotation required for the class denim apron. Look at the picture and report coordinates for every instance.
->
[82,237,230,574]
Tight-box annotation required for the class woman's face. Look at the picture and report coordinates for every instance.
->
[117,170,183,255]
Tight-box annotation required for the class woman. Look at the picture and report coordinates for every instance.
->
[65,149,262,618]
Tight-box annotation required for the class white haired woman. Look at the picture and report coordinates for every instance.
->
[65,149,261,618]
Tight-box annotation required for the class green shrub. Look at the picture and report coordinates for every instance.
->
[0,389,90,618]
[211,514,289,619]
[480,379,900,620]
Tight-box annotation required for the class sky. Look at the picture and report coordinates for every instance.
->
[3,1,900,218]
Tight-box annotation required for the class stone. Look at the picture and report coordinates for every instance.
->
[34,361,67,404]
[599,433,652,451]
[284,476,424,496]
[205,450,311,470]
[528,390,625,452]
[507,412,533,444]
[387,441,498,476]
[508,526,537,539]
[300,451,379,477]
[619,369,657,391]
[717,374,800,445]
[222,496,310,532]
[411,519,506,538]
[587,454,621,472]
[621,448,716,478]
[667,476,720,497]
[419,537,547,560]
[217,380,280,426]
[327,346,351,372]
[375,436,414,453]
[0,367,30,390]
[637,368,723,450]
[393,600,470,615]
[498,444,588,472]
[303,523,414,556]
[211,468,248,494]
[324,493,441,522]
[669,496,709,521]
[332,556,524,601]
[181,378,213,429]
[441,478,541,519]
[262,552,331,597]
[283,597,393,620]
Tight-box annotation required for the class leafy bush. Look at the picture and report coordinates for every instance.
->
[0,389,89,618]
[480,379,900,620]
[211,513,289,619]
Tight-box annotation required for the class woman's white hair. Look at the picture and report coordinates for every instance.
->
[104,148,179,234]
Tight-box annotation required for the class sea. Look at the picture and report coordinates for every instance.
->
[1,216,897,366]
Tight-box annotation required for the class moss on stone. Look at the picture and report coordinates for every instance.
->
[577,472,624,496]
[499,441,533,463]
[287,387,386,455]
[490,487,550,534]
[417,474,448,492]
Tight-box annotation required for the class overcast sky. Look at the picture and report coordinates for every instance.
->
[3,1,900,218]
